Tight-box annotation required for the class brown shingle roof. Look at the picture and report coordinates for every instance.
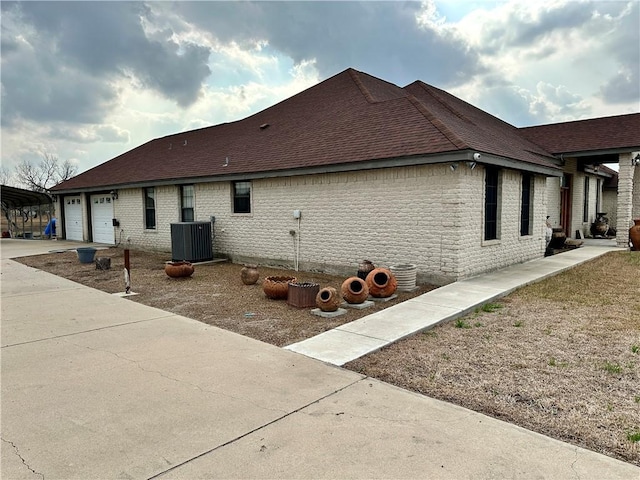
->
[519,113,640,154]
[53,68,560,191]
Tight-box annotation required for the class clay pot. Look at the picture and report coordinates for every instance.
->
[316,286,340,312]
[357,259,375,280]
[341,277,369,304]
[165,261,194,278]
[549,228,566,249]
[630,219,640,251]
[365,267,397,298]
[263,276,296,300]
[241,264,259,285]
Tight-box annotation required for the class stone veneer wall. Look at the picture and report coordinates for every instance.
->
[112,163,548,285]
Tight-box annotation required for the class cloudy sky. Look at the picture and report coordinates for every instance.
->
[1,1,639,179]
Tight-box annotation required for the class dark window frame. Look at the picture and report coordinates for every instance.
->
[484,167,500,241]
[583,176,590,223]
[180,185,195,222]
[520,173,533,236]
[233,181,251,214]
[144,187,156,230]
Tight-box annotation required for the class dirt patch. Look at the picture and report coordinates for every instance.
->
[15,247,434,347]
[14,248,640,465]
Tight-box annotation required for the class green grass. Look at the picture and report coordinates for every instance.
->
[626,430,640,443]
[474,322,483,327]
[481,302,503,313]
[602,361,623,374]
[631,344,639,354]
[454,319,471,329]
[513,320,523,327]
[634,396,640,404]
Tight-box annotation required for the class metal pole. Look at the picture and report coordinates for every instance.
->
[124,249,131,294]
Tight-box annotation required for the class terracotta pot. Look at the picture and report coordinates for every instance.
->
[240,264,259,285]
[165,261,194,278]
[341,276,369,304]
[263,276,296,300]
[630,219,640,251]
[365,267,397,298]
[316,286,340,312]
[357,259,375,280]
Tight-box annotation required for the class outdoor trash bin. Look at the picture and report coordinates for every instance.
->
[77,247,97,264]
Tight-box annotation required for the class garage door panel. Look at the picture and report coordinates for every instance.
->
[64,197,83,241]
[91,195,114,245]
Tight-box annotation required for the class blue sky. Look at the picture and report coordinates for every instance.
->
[1,1,639,179]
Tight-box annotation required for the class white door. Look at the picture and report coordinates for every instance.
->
[64,196,83,241]
[91,194,115,245]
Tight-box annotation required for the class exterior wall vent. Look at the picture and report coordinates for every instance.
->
[170,221,213,262]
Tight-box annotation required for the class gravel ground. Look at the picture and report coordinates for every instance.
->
[15,247,640,466]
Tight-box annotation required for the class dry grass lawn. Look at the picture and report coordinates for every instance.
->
[15,248,640,465]
[347,251,640,466]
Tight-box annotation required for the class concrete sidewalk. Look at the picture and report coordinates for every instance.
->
[286,245,620,365]
[2,239,638,479]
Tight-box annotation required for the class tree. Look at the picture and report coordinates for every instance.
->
[0,166,13,186]
[15,152,77,192]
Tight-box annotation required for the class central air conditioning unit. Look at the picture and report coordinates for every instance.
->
[170,221,213,262]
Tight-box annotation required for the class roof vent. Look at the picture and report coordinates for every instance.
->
[183,140,188,146]
[259,123,270,130]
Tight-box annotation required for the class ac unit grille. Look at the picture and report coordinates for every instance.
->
[170,222,213,262]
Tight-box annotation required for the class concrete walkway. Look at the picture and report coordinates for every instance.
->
[286,245,620,365]
[2,239,638,479]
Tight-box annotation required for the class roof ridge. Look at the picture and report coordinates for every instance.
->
[348,68,376,103]
[405,90,468,150]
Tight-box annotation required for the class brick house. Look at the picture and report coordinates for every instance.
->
[50,69,639,285]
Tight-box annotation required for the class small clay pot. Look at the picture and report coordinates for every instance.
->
[341,276,369,304]
[241,264,259,285]
[316,286,340,312]
[357,259,375,280]
[165,261,194,278]
[365,267,397,298]
[630,219,640,251]
[263,276,297,300]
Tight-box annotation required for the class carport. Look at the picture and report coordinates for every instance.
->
[1,185,55,239]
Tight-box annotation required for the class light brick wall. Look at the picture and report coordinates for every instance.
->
[545,176,561,229]
[602,190,618,230]
[112,164,548,285]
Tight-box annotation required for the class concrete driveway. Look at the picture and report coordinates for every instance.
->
[2,239,638,479]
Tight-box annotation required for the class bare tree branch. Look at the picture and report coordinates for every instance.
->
[0,166,14,186]
[14,152,77,192]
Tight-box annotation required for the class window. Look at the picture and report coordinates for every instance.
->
[180,185,194,222]
[583,177,589,222]
[520,173,533,236]
[596,178,601,214]
[233,181,251,214]
[484,167,500,241]
[144,187,156,229]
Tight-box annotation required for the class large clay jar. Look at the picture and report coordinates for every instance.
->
[240,264,259,285]
[263,276,296,300]
[357,259,375,280]
[366,267,398,298]
[341,276,369,304]
[549,228,566,249]
[316,286,340,312]
[165,261,194,278]
[630,219,640,251]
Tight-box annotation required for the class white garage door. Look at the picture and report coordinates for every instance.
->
[64,196,83,241]
[91,194,115,245]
